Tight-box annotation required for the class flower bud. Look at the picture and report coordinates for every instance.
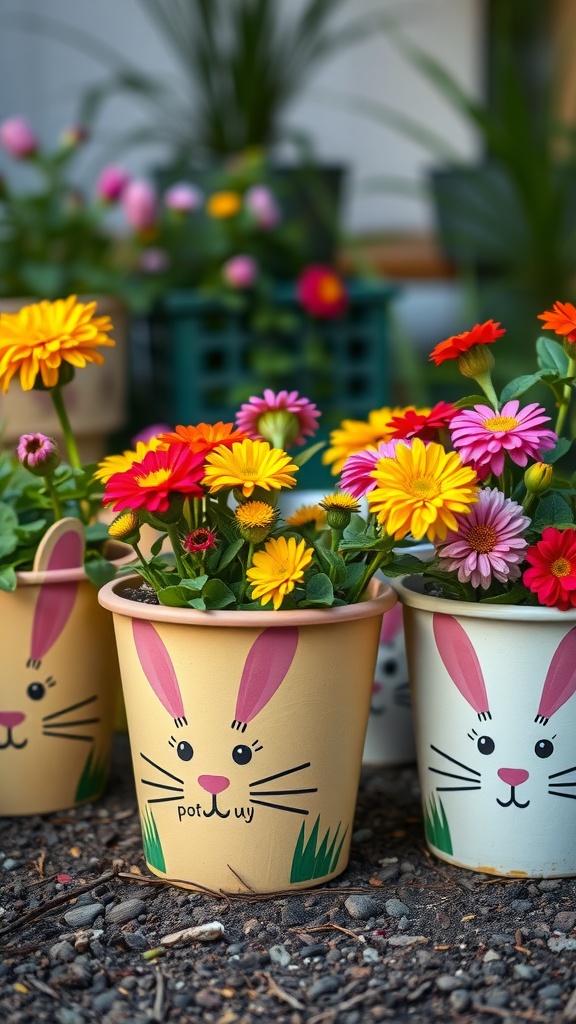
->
[457,344,495,378]
[183,528,217,553]
[0,116,38,158]
[108,510,141,544]
[59,124,88,150]
[524,461,553,494]
[319,494,361,530]
[97,165,130,203]
[17,433,60,476]
[122,179,158,232]
[222,254,258,289]
[245,184,280,229]
[255,409,300,450]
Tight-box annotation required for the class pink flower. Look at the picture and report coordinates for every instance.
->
[223,255,258,289]
[236,390,320,448]
[0,116,37,158]
[122,179,157,232]
[17,433,60,475]
[138,248,169,274]
[449,401,557,479]
[436,487,530,590]
[296,265,348,319]
[97,165,130,203]
[184,528,217,553]
[341,441,405,498]
[164,182,202,213]
[245,184,280,229]
[131,424,172,445]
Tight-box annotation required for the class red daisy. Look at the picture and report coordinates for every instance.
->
[386,401,458,441]
[537,301,576,343]
[429,320,506,366]
[523,527,576,610]
[296,265,348,319]
[184,528,217,553]
[104,445,205,514]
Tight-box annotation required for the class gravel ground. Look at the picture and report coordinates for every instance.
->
[2,735,576,1024]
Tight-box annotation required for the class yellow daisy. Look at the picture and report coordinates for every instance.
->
[247,536,314,610]
[368,438,479,542]
[203,439,298,498]
[206,191,241,218]
[0,295,115,392]
[284,504,327,530]
[95,437,167,484]
[234,500,278,543]
[322,407,412,475]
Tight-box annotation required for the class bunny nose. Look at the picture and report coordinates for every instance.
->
[198,774,230,795]
[372,682,382,695]
[0,712,25,729]
[498,768,529,787]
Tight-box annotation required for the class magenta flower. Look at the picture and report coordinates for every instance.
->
[223,255,258,289]
[245,184,280,229]
[97,165,130,203]
[0,116,37,158]
[450,400,557,479]
[236,390,320,448]
[138,247,169,274]
[122,179,157,232]
[164,182,202,213]
[340,440,405,498]
[436,487,530,590]
[17,433,60,475]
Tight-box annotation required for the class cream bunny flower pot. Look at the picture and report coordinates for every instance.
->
[98,576,397,893]
[396,576,576,878]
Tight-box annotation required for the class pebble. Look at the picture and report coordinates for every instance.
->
[514,964,540,980]
[352,828,373,842]
[385,898,410,918]
[510,899,533,911]
[553,911,576,932]
[63,903,104,928]
[449,990,472,1012]
[49,940,76,963]
[388,935,428,947]
[106,898,147,926]
[269,944,291,967]
[2,859,19,870]
[344,895,379,920]
[307,976,340,999]
[299,943,328,958]
[436,975,463,992]
[362,947,379,963]
[548,935,576,952]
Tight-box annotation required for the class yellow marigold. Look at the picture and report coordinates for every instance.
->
[203,439,298,498]
[235,500,278,543]
[206,191,241,218]
[284,504,327,530]
[368,438,479,543]
[247,536,314,610]
[322,407,412,475]
[95,437,167,484]
[0,295,115,392]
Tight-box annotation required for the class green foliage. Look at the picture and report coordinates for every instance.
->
[141,806,166,874]
[290,815,348,884]
[74,748,109,804]
[424,794,452,856]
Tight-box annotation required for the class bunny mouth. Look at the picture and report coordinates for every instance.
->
[369,704,385,716]
[497,787,530,809]
[0,729,28,751]
[203,794,230,819]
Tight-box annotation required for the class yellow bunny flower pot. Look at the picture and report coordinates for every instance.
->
[98,576,397,894]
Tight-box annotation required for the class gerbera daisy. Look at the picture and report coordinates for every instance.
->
[368,438,479,542]
[284,504,327,530]
[95,437,167,484]
[322,407,408,475]
[429,319,505,367]
[537,301,576,343]
[246,536,314,609]
[158,422,246,455]
[340,440,404,499]
[0,295,115,391]
[523,527,576,610]
[235,500,278,543]
[296,265,348,319]
[386,401,457,441]
[450,401,557,479]
[236,390,320,447]
[183,528,217,553]
[436,487,530,590]
[104,445,206,514]
[203,439,298,498]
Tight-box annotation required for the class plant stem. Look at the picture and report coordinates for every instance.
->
[44,475,63,521]
[554,357,576,437]
[50,387,81,470]
[165,524,188,578]
[348,551,389,605]
[238,542,254,604]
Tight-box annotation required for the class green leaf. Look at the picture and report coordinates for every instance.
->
[452,395,490,410]
[0,565,17,592]
[84,556,118,588]
[178,574,209,592]
[542,438,573,464]
[150,533,168,557]
[499,372,548,404]
[302,573,334,605]
[536,336,569,375]
[215,538,244,571]
[157,585,199,608]
[201,579,236,609]
[480,582,530,604]
[315,546,347,583]
[532,492,573,531]
[340,562,366,590]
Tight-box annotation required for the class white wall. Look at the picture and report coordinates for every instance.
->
[0,0,484,235]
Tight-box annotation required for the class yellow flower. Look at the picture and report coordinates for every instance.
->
[203,439,298,498]
[95,438,167,484]
[247,536,314,610]
[284,504,327,530]
[319,492,361,530]
[368,438,479,542]
[322,407,411,475]
[234,500,278,543]
[0,295,115,392]
[206,191,241,218]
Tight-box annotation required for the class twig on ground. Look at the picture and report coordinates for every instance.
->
[261,971,305,1011]
[0,868,115,940]
[290,923,364,941]
[151,965,166,1022]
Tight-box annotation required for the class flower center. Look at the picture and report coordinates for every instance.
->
[138,468,172,488]
[318,276,342,303]
[410,476,438,498]
[483,415,519,432]
[466,524,497,553]
[551,557,572,578]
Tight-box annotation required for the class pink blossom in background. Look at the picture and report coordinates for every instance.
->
[450,400,557,479]
[296,265,348,319]
[245,184,281,229]
[97,165,130,202]
[122,179,157,232]
[222,254,258,289]
[340,440,407,498]
[138,248,169,274]
[164,181,202,213]
[236,390,320,447]
[0,116,37,158]
[131,424,172,445]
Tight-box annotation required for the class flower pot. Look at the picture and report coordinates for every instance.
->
[396,576,576,878]
[0,540,133,816]
[98,576,397,893]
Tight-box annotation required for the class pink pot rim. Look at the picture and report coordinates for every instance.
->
[15,541,134,587]
[395,575,576,622]
[98,574,397,627]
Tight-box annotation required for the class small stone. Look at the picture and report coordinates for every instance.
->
[548,935,576,952]
[344,895,379,920]
[106,899,147,926]
[63,903,104,928]
[385,898,410,918]
[352,828,373,843]
[539,983,563,998]
[308,976,340,999]
[299,944,328,958]
[436,976,463,992]
[123,931,148,952]
[269,945,291,967]
[554,911,576,932]
[55,1009,85,1024]
[449,990,472,1013]
[482,949,501,962]
[2,859,19,870]
[514,964,540,981]
[482,989,509,1009]
[362,947,379,963]
[388,936,428,947]
[510,900,533,911]
[49,940,76,963]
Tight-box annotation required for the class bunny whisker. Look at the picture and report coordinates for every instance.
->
[549,765,576,780]
[250,762,312,788]
[249,787,318,797]
[548,790,576,800]
[42,731,93,742]
[148,795,184,803]
[42,718,100,728]
[141,779,184,793]
[249,798,309,815]
[429,767,481,784]
[430,744,481,777]
[435,784,482,791]
[140,752,184,786]
[42,696,97,721]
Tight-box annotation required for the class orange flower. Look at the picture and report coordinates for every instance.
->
[159,422,247,456]
[537,301,576,342]
[429,320,505,367]
[206,191,241,218]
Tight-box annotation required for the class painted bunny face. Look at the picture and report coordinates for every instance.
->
[363,602,416,766]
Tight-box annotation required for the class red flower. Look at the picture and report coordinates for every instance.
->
[386,401,458,441]
[429,320,506,366]
[523,527,576,610]
[537,301,576,343]
[184,528,217,553]
[296,265,348,319]
[104,445,205,514]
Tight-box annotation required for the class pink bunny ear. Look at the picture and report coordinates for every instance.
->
[433,613,491,720]
[536,625,576,724]
[132,619,187,726]
[233,627,298,729]
[29,532,84,665]
[380,602,403,644]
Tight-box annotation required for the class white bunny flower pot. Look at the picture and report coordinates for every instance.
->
[98,575,397,893]
[396,576,576,878]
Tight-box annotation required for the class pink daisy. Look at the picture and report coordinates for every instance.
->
[449,401,557,479]
[436,487,530,590]
[340,440,405,498]
[235,389,320,447]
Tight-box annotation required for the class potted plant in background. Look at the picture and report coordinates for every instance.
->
[0,295,133,816]
[97,390,400,894]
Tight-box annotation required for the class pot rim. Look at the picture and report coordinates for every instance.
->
[394,574,576,622]
[15,541,134,587]
[98,574,397,626]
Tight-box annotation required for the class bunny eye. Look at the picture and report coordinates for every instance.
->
[177,741,194,762]
[232,744,253,765]
[477,735,495,755]
[27,682,46,701]
[535,739,554,759]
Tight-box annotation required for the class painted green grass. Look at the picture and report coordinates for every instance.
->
[424,793,453,855]
[75,749,109,804]
[290,815,348,884]
[141,806,166,873]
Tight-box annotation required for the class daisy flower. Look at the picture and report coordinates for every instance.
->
[429,319,505,367]
[104,445,206,514]
[322,407,408,475]
[386,401,457,441]
[537,301,576,342]
[159,422,246,455]
[368,438,479,543]
[340,440,404,498]
[183,528,217,553]
[95,437,167,484]
[203,439,298,498]
[436,487,530,589]
[234,500,278,543]
[523,527,576,610]
[284,504,327,530]
[246,536,314,609]
[236,390,320,448]
[450,401,557,479]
